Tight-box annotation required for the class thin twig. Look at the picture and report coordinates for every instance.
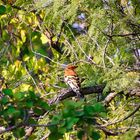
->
[24,66,41,94]
[103,39,110,68]
[0,124,23,135]
[29,37,63,66]
[64,22,99,66]
[101,104,140,127]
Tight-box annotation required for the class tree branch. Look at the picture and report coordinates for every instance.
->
[106,33,140,37]
[127,88,140,97]
[48,85,105,104]
[103,92,118,106]
[100,104,140,127]
[96,124,125,136]
[1,85,139,137]
[0,124,23,135]
[103,88,140,106]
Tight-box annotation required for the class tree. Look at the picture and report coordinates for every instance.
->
[0,0,139,139]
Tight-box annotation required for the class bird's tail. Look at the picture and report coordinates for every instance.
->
[75,90,84,99]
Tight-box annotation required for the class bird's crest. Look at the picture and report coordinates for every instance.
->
[66,65,78,70]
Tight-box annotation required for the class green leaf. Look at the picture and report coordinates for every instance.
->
[48,132,63,140]
[52,115,62,124]
[63,100,84,109]
[77,130,85,139]
[4,106,21,118]
[63,100,76,109]
[58,127,66,134]
[93,103,105,112]
[65,117,79,130]
[33,107,44,115]
[48,126,63,140]
[91,131,100,140]
[39,101,50,110]
[29,91,37,100]
[62,108,75,118]
[0,5,6,15]
[75,110,84,117]
[13,128,25,138]
[48,125,58,132]
[25,101,34,108]
[99,112,107,118]
[28,118,37,124]
[2,89,13,98]
[14,92,25,101]
[1,96,9,104]
[84,105,95,116]
[2,30,10,40]
[6,5,12,13]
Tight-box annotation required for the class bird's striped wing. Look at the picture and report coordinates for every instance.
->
[64,75,83,98]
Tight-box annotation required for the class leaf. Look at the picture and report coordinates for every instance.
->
[48,132,63,140]
[25,101,34,108]
[48,125,58,132]
[63,100,83,109]
[77,130,85,140]
[2,89,13,98]
[52,36,57,42]
[20,30,26,42]
[58,127,66,134]
[33,107,44,115]
[84,105,95,116]
[93,103,105,112]
[63,100,76,109]
[65,117,79,130]
[99,112,107,118]
[62,108,75,118]
[52,115,62,124]
[91,131,100,140]
[6,4,12,13]
[13,128,25,138]
[48,125,63,140]
[0,5,6,15]
[29,91,36,99]
[28,118,37,124]
[14,92,25,101]
[75,110,84,117]
[1,96,9,104]
[39,101,50,110]
[4,106,21,118]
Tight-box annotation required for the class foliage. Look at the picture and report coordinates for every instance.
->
[0,0,140,139]
[48,100,105,139]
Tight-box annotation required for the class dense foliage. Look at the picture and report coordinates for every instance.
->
[0,0,139,139]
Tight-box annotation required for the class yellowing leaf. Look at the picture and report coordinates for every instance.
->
[20,30,26,42]
[52,36,57,42]
[10,18,18,24]
[19,84,30,91]
[15,60,21,68]
[41,34,49,44]
[23,55,30,61]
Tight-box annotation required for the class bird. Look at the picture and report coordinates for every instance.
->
[64,65,84,99]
